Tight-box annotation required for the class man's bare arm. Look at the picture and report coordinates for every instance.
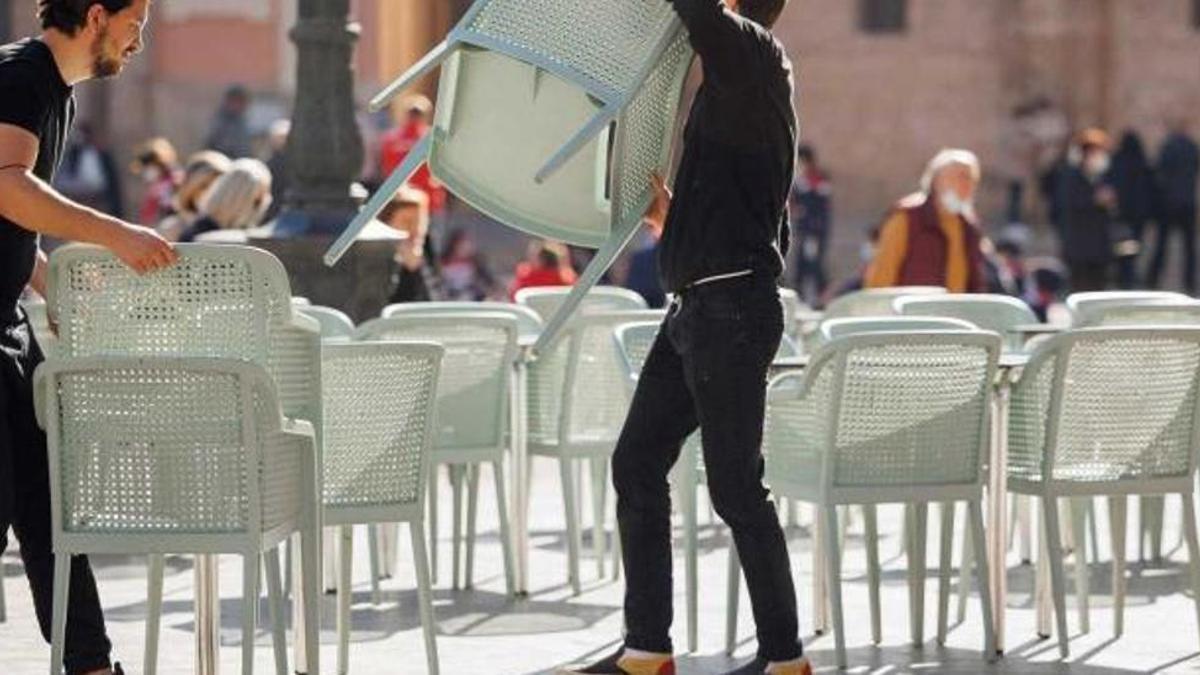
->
[0,123,176,273]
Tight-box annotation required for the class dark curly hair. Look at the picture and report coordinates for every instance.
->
[740,0,789,28]
[38,0,134,36]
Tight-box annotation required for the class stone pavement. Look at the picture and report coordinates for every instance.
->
[3,458,1199,674]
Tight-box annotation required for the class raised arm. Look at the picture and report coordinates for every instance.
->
[667,0,756,85]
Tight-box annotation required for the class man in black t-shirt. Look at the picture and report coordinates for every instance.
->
[1,2,175,674]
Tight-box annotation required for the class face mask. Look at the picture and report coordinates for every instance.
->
[1085,153,1110,177]
[939,190,971,216]
[142,166,162,183]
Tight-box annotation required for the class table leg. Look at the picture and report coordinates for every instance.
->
[987,384,1011,653]
[195,554,220,675]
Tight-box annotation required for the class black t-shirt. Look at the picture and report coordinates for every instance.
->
[0,38,75,324]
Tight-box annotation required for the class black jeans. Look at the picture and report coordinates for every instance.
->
[1,311,112,674]
[612,274,802,661]
[1147,205,1199,294]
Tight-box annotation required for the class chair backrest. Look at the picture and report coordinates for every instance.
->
[615,319,799,381]
[1076,299,1200,327]
[1009,328,1200,487]
[778,288,808,340]
[820,316,976,342]
[769,330,999,496]
[1066,291,1190,325]
[381,301,544,341]
[894,293,1038,351]
[40,357,297,541]
[356,314,517,453]
[47,244,321,423]
[516,286,648,323]
[319,342,443,517]
[528,310,661,448]
[823,287,946,320]
[298,305,356,339]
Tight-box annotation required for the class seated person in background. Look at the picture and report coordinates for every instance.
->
[178,158,272,242]
[866,148,987,293]
[156,150,230,241]
[509,239,578,300]
[382,185,440,303]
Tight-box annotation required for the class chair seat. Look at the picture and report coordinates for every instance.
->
[431,47,612,247]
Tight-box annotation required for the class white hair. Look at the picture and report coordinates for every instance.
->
[197,158,273,230]
[920,148,981,194]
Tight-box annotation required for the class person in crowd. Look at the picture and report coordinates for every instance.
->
[379,95,447,217]
[823,224,880,303]
[263,118,290,223]
[382,185,441,304]
[564,0,808,673]
[204,84,254,159]
[177,158,272,242]
[987,226,1031,298]
[0,2,176,673]
[788,143,832,303]
[55,121,123,217]
[1147,118,1200,293]
[865,148,987,293]
[624,220,667,308]
[510,239,578,299]
[1056,128,1117,292]
[155,150,231,241]
[439,228,497,301]
[1108,130,1156,289]
[130,136,178,226]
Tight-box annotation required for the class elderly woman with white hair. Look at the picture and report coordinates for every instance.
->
[177,157,272,242]
[865,148,987,292]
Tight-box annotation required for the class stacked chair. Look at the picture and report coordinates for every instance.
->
[325,0,694,356]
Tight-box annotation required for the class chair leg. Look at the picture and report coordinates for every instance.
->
[323,527,338,593]
[1108,496,1127,636]
[296,514,321,675]
[907,502,928,646]
[1087,499,1101,569]
[822,506,848,669]
[242,553,260,675]
[451,465,465,590]
[725,539,741,655]
[410,520,441,675]
[429,465,440,586]
[812,506,829,635]
[1019,495,1033,564]
[969,500,997,660]
[1181,492,1200,645]
[492,460,516,596]
[49,554,71,675]
[265,547,288,675]
[1069,498,1090,633]
[367,525,382,605]
[1043,496,1071,658]
[559,459,583,595]
[465,464,480,589]
[590,457,610,580]
[680,466,699,653]
[957,511,973,624]
[337,525,353,675]
[0,550,7,623]
[863,504,882,645]
[937,501,955,646]
[283,538,293,606]
[145,554,165,675]
[1035,499,1052,638]
[1149,496,1166,563]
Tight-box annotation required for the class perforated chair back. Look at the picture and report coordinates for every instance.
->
[1007,327,1200,492]
[516,286,648,323]
[39,357,307,548]
[895,294,1038,352]
[778,288,808,340]
[319,342,443,522]
[613,321,661,386]
[824,287,946,320]
[382,301,544,341]
[357,314,517,458]
[47,244,322,425]
[528,310,661,454]
[299,305,356,339]
[1066,291,1190,325]
[820,316,975,342]
[1076,299,1200,328]
[766,330,999,503]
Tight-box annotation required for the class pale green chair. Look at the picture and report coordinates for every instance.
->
[325,0,694,357]
[382,301,544,342]
[516,285,648,323]
[894,293,1038,353]
[803,287,946,352]
[1077,298,1200,328]
[38,356,321,675]
[298,305,356,340]
[357,314,520,595]
[1008,327,1200,657]
[321,341,444,675]
[765,330,1001,668]
[1066,290,1190,326]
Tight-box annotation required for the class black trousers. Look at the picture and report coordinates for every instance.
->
[1,312,111,674]
[1147,205,1199,294]
[612,274,802,661]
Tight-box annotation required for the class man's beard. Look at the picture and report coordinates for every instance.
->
[90,29,122,79]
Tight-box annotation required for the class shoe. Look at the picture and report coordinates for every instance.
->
[558,648,676,674]
[722,656,812,675]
